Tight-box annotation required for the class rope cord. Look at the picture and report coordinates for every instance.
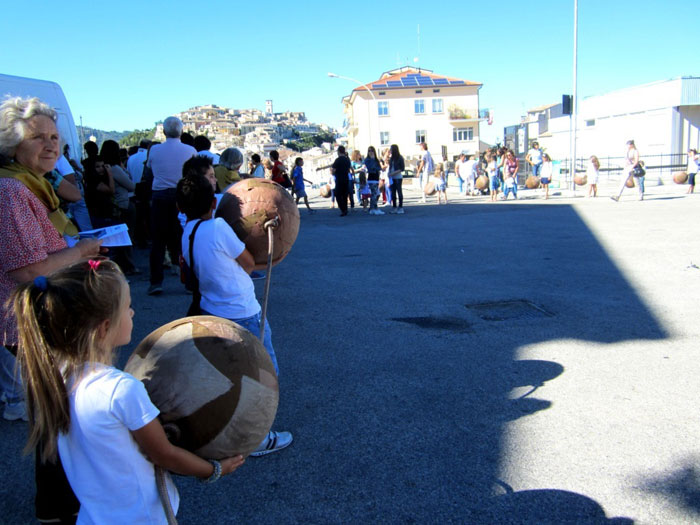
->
[259,216,279,342]
[156,466,178,525]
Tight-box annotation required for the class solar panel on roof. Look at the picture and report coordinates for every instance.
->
[402,79,418,85]
[434,79,449,85]
[417,79,433,86]
[387,81,402,87]
[372,83,387,88]
[406,73,421,77]
[449,80,466,85]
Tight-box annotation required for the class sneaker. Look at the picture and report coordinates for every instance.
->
[610,196,619,202]
[369,209,377,215]
[147,284,163,296]
[3,401,28,422]
[389,208,397,214]
[396,207,405,214]
[249,430,293,457]
[375,209,385,215]
[250,271,266,280]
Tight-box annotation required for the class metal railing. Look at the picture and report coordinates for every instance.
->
[517,153,688,186]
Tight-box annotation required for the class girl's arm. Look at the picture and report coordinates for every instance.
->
[236,247,256,275]
[513,159,519,176]
[8,239,103,283]
[132,419,244,479]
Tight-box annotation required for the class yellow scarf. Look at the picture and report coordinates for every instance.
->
[0,162,78,237]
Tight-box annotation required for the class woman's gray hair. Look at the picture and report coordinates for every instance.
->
[0,96,57,158]
[219,147,243,171]
[162,116,183,138]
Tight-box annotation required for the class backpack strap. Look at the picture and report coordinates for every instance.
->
[187,219,205,316]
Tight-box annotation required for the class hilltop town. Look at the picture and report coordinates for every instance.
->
[153,101,335,157]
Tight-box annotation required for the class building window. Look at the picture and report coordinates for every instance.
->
[414,99,425,114]
[432,98,443,113]
[585,119,595,127]
[453,128,473,142]
[415,90,422,94]
[433,89,440,93]
[378,101,389,116]
[415,130,426,144]
[378,91,386,96]
[380,131,390,145]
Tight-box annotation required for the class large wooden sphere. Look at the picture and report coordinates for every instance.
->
[475,175,489,190]
[320,184,331,198]
[525,176,541,189]
[574,174,588,186]
[673,171,688,184]
[424,181,437,195]
[216,179,300,270]
[125,316,279,459]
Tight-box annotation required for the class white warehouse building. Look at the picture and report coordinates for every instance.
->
[516,77,700,161]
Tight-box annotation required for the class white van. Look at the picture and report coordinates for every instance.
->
[0,73,82,163]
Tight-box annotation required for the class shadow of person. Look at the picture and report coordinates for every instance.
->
[485,485,634,524]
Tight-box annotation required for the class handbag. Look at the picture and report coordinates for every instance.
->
[632,163,646,177]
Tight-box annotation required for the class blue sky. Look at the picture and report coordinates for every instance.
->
[2,0,694,144]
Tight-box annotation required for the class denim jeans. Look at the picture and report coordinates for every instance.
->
[532,163,542,177]
[391,178,404,208]
[369,182,380,210]
[202,310,279,375]
[0,346,23,405]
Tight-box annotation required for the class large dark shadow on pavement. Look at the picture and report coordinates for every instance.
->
[172,202,667,523]
[1,201,665,523]
[172,202,666,523]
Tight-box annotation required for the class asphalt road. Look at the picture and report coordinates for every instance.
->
[2,180,699,524]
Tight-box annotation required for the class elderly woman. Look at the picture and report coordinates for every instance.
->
[214,147,243,191]
[0,97,101,421]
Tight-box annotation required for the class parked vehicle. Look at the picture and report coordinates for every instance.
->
[0,73,81,164]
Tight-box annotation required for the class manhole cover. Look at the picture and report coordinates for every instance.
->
[465,300,554,321]
[391,316,472,332]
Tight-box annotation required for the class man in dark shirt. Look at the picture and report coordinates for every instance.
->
[331,146,351,216]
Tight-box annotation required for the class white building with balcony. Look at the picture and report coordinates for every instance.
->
[338,67,484,163]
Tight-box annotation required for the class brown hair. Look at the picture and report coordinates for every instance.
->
[590,155,600,170]
[11,259,127,462]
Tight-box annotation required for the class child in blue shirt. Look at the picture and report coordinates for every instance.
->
[292,157,315,214]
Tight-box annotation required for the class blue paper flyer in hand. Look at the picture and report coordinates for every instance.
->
[77,224,132,247]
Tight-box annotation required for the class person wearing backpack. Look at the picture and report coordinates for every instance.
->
[176,160,292,457]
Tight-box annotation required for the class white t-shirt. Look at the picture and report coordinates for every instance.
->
[58,364,178,524]
[127,148,148,184]
[182,217,259,320]
[422,150,434,174]
[464,159,477,180]
[528,148,543,165]
[55,155,75,176]
[147,138,197,191]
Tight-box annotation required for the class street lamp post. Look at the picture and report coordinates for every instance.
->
[328,72,376,152]
[569,0,578,190]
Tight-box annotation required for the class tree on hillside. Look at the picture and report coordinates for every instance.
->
[119,128,156,147]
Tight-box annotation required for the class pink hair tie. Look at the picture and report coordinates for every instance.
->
[88,259,101,271]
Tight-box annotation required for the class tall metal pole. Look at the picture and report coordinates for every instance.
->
[328,73,376,152]
[570,0,579,190]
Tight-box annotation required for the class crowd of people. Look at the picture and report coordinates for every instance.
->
[0,94,698,522]
[0,100,294,523]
